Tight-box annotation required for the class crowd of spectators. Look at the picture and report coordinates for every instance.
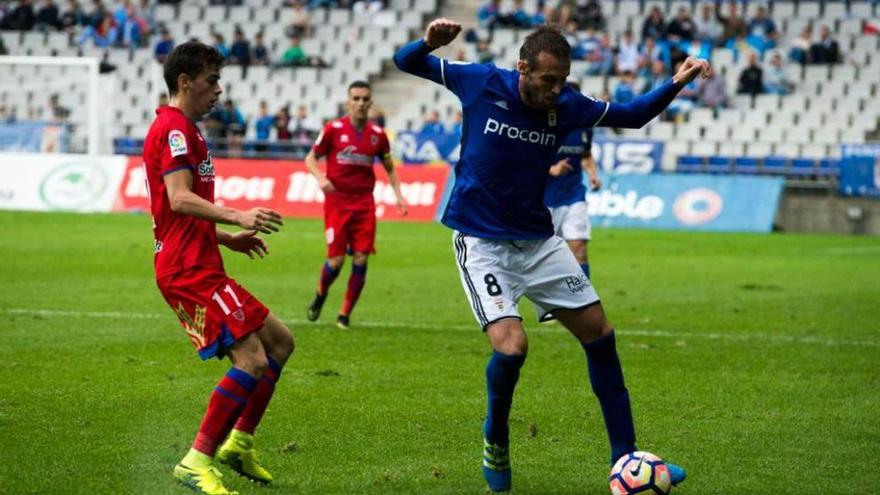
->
[192,97,322,151]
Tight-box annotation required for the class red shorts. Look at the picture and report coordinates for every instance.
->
[324,208,376,257]
[157,268,270,360]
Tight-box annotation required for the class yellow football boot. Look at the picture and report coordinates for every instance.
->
[217,430,273,484]
[173,464,238,495]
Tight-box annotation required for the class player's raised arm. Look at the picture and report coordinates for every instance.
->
[595,57,712,129]
[164,169,283,234]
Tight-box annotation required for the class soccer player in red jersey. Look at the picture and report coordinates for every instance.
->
[304,81,408,329]
[143,41,294,495]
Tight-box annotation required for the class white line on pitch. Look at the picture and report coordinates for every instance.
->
[2,307,876,348]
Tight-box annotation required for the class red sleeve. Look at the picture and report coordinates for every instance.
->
[378,130,391,158]
[158,121,199,176]
[312,122,334,157]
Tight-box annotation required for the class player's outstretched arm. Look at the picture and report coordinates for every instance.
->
[165,169,283,234]
[393,18,461,82]
[597,57,711,129]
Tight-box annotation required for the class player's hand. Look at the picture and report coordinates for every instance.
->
[673,57,712,86]
[424,18,462,49]
[222,230,269,259]
[397,199,409,216]
[549,158,573,177]
[318,176,336,193]
[589,175,602,191]
[236,207,283,234]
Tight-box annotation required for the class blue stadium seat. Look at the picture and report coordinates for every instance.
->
[734,157,761,174]
[818,159,841,177]
[762,157,789,175]
[706,156,732,174]
[789,158,816,177]
[676,155,704,173]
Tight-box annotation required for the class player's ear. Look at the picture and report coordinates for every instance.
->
[177,73,191,93]
[516,59,529,74]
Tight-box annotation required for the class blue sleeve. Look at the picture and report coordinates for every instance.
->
[596,79,681,129]
[393,39,491,105]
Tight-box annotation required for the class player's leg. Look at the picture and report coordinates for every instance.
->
[220,313,295,483]
[337,209,376,328]
[553,304,686,485]
[307,210,350,321]
[175,334,267,495]
[562,200,591,279]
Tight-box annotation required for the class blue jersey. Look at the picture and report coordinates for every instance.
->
[544,128,592,208]
[395,40,680,240]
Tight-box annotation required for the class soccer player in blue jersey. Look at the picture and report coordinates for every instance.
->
[544,81,601,288]
[394,19,710,492]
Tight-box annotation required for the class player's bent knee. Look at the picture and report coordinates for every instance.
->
[486,318,529,356]
[327,256,345,269]
[352,252,368,265]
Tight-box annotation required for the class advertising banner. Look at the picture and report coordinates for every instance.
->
[115,157,451,222]
[588,173,784,232]
[0,153,127,212]
[840,143,880,198]
[393,130,662,173]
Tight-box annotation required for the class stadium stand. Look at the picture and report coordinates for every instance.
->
[0,0,878,182]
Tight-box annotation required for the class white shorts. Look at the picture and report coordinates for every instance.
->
[549,200,592,241]
[452,231,600,329]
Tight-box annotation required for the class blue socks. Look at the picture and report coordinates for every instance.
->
[580,263,590,279]
[485,351,526,446]
[582,331,636,463]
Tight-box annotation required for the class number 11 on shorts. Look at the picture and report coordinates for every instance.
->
[211,284,242,315]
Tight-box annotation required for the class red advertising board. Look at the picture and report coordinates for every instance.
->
[115,157,450,222]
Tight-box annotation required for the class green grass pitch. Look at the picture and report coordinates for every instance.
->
[0,211,878,494]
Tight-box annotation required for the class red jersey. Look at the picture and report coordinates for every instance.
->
[143,106,223,279]
[312,116,391,211]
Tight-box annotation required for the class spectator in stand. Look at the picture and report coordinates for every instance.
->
[575,0,604,31]
[119,3,142,50]
[275,107,292,140]
[810,25,840,65]
[642,59,668,93]
[562,20,580,51]
[78,14,115,47]
[420,110,445,135]
[285,0,310,39]
[153,26,173,62]
[764,52,793,95]
[253,31,269,65]
[450,110,463,135]
[508,0,533,29]
[60,0,84,31]
[280,34,307,66]
[2,0,37,30]
[229,28,251,66]
[696,70,728,113]
[638,36,661,77]
[254,100,275,142]
[613,71,637,104]
[477,0,501,30]
[48,94,70,121]
[212,32,229,59]
[547,1,573,27]
[220,99,246,150]
[84,0,106,29]
[737,52,764,96]
[586,32,614,75]
[531,0,547,26]
[641,6,665,42]
[368,106,386,128]
[353,0,384,16]
[476,39,495,63]
[35,0,61,32]
[716,0,746,45]
[747,5,778,52]
[290,104,317,143]
[666,6,696,41]
[789,25,812,65]
[694,2,722,45]
[615,30,640,74]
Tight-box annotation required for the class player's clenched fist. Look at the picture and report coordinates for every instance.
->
[236,207,283,234]
[673,57,712,86]
[424,18,462,49]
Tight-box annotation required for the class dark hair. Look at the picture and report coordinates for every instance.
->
[163,41,224,95]
[348,80,371,92]
[519,26,570,69]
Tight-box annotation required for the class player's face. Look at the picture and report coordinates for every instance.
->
[347,87,372,121]
[186,65,222,116]
[518,52,570,110]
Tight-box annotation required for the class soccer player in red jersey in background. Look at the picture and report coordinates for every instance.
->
[143,41,294,495]
[305,81,408,329]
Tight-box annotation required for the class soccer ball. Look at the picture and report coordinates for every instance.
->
[609,451,672,495]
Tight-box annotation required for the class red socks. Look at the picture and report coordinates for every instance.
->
[193,368,257,456]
